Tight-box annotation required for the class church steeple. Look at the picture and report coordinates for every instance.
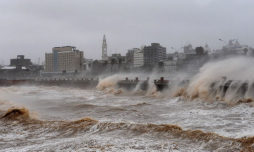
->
[102,35,108,60]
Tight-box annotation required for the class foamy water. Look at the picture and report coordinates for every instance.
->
[0,85,254,151]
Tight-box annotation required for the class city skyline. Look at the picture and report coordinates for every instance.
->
[1,0,254,64]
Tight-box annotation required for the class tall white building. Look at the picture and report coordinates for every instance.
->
[102,35,108,60]
[45,46,84,72]
[133,49,144,68]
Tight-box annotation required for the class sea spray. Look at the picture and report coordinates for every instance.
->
[133,80,144,93]
[96,75,121,91]
[186,56,254,103]
[144,72,160,96]
[96,73,158,95]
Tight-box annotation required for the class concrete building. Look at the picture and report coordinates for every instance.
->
[228,39,252,55]
[10,55,32,68]
[0,55,45,79]
[84,58,93,72]
[0,66,29,79]
[133,50,144,68]
[164,60,177,72]
[164,45,209,73]
[173,52,186,61]
[143,43,166,65]
[184,44,196,57]
[102,35,108,60]
[106,59,127,74]
[0,64,43,80]
[164,52,186,72]
[91,60,107,76]
[126,48,140,68]
[166,53,174,60]
[204,44,212,55]
[108,53,126,63]
[106,53,128,73]
[45,46,84,73]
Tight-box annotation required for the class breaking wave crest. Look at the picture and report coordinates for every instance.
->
[96,75,120,91]
[96,74,159,96]
[96,75,125,95]
[0,107,253,151]
[1,107,30,119]
[0,107,40,122]
[95,57,254,106]
[184,57,254,104]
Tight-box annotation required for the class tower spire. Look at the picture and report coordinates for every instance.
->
[103,35,106,41]
[102,35,108,60]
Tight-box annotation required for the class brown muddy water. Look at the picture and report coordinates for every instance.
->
[1,83,254,151]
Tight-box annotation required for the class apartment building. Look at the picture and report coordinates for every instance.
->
[126,48,140,68]
[45,46,84,73]
[143,43,166,65]
[10,55,32,68]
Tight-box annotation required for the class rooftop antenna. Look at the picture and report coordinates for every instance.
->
[181,38,182,48]
[38,57,40,65]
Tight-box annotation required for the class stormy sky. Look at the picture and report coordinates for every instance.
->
[0,0,253,65]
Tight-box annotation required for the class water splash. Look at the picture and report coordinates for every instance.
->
[183,56,254,104]
[96,75,121,91]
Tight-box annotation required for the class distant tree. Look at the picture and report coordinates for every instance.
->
[244,48,248,54]
[119,58,122,64]
[158,61,164,68]
[142,64,154,72]
[168,56,173,60]
[157,61,165,72]
[103,60,108,67]
[118,58,123,71]
[111,59,116,74]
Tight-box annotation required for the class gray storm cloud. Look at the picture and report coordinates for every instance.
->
[0,0,253,64]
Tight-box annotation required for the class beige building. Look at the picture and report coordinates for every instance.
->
[45,46,84,72]
[45,53,54,72]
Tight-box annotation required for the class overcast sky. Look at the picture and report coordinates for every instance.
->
[0,0,253,65]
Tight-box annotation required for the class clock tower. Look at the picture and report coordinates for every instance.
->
[102,35,108,60]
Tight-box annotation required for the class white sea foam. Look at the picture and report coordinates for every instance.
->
[0,85,253,151]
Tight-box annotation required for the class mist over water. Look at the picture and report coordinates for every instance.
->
[1,57,254,151]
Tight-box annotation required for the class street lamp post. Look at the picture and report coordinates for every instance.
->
[219,39,228,53]
[171,47,183,78]
[171,47,183,52]
[228,39,235,51]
